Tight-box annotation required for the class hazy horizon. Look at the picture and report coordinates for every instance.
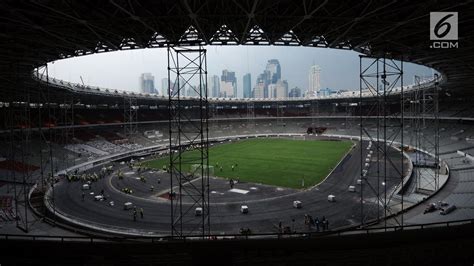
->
[48,46,434,97]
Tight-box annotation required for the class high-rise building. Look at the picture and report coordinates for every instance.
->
[212,75,220,98]
[162,77,187,96]
[308,65,321,97]
[243,73,252,98]
[161,78,170,96]
[266,59,281,84]
[268,84,277,98]
[253,81,265,98]
[176,78,186,96]
[268,80,288,98]
[187,85,197,97]
[140,73,156,94]
[255,73,268,98]
[276,80,288,98]
[254,59,282,98]
[208,75,220,98]
[220,70,237,98]
[289,87,302,98]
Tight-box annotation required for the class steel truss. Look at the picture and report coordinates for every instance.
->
[359,55,405,228]
[33,66,57,222]
[123,97,138,137]
[405,75,440,192]
[168,46,210,238]
[56,93,75,171]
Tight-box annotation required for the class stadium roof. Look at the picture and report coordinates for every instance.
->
[1,0,473,99]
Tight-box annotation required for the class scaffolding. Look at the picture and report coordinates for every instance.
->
[35,66,57,222]
[359,54,405,229]
[7,64,34,232]
[168,46,210,238]
[345,102,355,131]
[56,93,75,170]
[405,75,440,192]
[123,97,138,137]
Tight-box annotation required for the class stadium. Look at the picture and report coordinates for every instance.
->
[1,1,474,265]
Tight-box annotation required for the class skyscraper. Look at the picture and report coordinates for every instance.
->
[276,80,289,98]
[161,78,169,96]
[243,73,251,98]
[255,73,268,98]
[254,59,282,98]
[187,85,198,97]
[266,59,281,84]
[268,84,277,98]
[268,80,288,98]
[162,77,187,96]
[253,81,265,98]
[308,65,321,97]
[140,73,156,94]
[220,70,237,98]
[208,75,220,98]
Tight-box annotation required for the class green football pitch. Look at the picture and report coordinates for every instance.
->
[142,138,353,189]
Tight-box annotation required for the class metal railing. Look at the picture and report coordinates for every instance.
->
[1,218,473,243]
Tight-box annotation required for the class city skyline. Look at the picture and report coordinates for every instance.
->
[48,46,434,96]
[147,59,317,98]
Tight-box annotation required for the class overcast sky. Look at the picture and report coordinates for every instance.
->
[48,46,434,97]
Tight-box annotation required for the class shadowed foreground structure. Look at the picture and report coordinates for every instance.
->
[1,222,473,265]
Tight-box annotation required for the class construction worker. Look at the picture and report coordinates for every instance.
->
[309,215,315,227]
[231,165,235,171]
[140,208,144,219]
[133,210,137,222]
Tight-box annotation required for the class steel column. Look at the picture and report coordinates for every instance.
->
[168,46,210,238]
[359,54,405,229]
